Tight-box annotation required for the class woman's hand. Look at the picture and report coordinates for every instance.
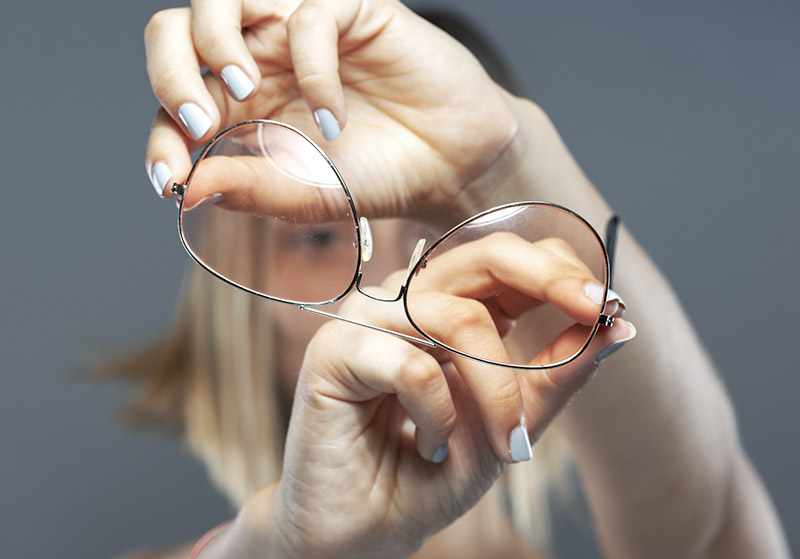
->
[145,0,518,222]
[212,235,633,559]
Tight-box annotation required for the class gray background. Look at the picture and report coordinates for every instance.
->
[1,1,797,557]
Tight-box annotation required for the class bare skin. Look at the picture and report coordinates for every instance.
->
[138,0,790,558]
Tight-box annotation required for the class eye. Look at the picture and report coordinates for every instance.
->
[284,223,352,252]
[304,226,340,248]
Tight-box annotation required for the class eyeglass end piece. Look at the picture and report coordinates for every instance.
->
[598,314,615,327]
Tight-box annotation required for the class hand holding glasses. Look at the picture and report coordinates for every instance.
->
[173,120,619,370]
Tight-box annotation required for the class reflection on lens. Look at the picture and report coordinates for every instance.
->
[258,123,343,189]
[404,203,607,369]
[179,121,359,304]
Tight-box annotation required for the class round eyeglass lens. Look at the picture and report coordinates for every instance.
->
[179,121,360,304]
[404,203,608,369]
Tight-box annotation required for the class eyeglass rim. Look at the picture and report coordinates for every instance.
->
[400,200,611,370]
[174,119,615,370]
[175,119,365,307]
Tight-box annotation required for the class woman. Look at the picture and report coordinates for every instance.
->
[126,0,788,557]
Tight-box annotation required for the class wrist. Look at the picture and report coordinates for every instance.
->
[457,95,611,226]
[194,483,293,559]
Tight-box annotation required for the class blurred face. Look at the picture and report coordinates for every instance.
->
[271,218,441,398]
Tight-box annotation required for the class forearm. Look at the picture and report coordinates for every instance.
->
[561,232,742,556]
[474,97,788,557]
[563,232,788,557]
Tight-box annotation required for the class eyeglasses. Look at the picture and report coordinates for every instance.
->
[172,120,619,370]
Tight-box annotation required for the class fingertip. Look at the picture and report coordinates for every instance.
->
[149,161,172,198]
[606,288,627,316]
[509,418,533,463]
[177,102,213,140]
[313,108,341,141]
[146,111,195,199]
[594,320,637,365]
[220,64,256,102]
[432,443,449,464]
[287,0,350,140]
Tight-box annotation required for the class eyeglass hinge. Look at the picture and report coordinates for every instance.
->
[598,314,615,327]
[172,183,186,196]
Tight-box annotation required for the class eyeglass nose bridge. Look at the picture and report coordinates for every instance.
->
[352,216,429,304]
[354,235,427,303]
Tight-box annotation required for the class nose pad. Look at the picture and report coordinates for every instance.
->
[407,238,427,276]
[360,216,373,262]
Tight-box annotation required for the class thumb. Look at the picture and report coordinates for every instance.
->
[518,319,636,443]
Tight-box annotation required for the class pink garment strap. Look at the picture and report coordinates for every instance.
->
[188,520,233,559]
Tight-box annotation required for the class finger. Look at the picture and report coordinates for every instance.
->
[335,286,529,464]
[411,232,604,326]
[145,8,221,141]
[519,319,637,443]
[145,109,195,198]
[405,292,531,463]
[312,321,456,463]
[286,0,362,139]
[191,0,260,102]
[178,152,351,216]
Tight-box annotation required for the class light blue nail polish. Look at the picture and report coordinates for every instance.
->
[509,422,532,463]
[314,108,340,141]
[432,443,448,464]
[150,161,172,198]
[595,323,637,364]
[220,65,254,101]
[178,102,212,140]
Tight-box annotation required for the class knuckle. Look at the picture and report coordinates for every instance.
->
[538,237,581,264]
[539,236,572,253]
[151,69,184,102]
[193,26,230,60]
[400,351,440,391]
[145,8,184,41]
[401,352,456,435]
[287,3,326,33]
[481,231,522,256]
[485,230,521,245]
[441,297,493,332]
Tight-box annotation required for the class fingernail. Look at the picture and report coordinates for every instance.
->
[313,108,340,141]
[595,322,637,364]
[432,443,448,464]
[150,161,171,198]
[220,65,254,101]
[178,102,212,140]
[586,282,626,315]
[185,193,224,211]
[584,281,605,305]
[606,288,626,315]
[509,419,532,463]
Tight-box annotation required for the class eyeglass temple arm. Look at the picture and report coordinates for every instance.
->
[299,305,437,348]
[605,214,621,291]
